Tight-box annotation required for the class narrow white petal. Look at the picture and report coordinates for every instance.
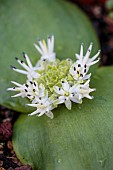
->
[11,81,22,87]
[38,110,45,117]
[45,111,54,119]
[87,58,100,66]
[83,73,91,80]
[84,94,94,99]
[54,86,64,95]
[27,103,38,107]
[34,43,43,55]
[47,37,51,53]
[28,109,40,116]
[89,50,101,62]
[83,42,93,64]
[11,93,24,98]
[80,43,83,60]
[7,88,15,91]
[71,96,82,104]
[62,81,70,91]
[65,99,72,110]
[57,96,65,104]
[24,53,33,68]
[39,40,47,54]
[13,68,28,75]
[75,53,80,59]
[16,59,29,71]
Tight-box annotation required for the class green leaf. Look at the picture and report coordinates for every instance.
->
[0,0,99,113]
[13,67,113,170]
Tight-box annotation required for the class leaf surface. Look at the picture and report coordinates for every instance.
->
[0,0,99,112]
[13,67,113,170]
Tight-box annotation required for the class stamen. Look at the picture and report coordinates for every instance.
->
[78,64,81,67]
[30,81,33,84]
[80,74,83,77]
[43,59,46,61]
[25,84,29,88]
[22,52,26,58]
[11,65,16,69]
[84,69,86,73]
[25,89,28,92]
[34,82,36,86]
[15,57,18,60]
[27,94,31,96]
[77,71,79,74]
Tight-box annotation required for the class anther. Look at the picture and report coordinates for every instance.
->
[84,64,87,68]
[84,69,86,73]
[22,52,26,58]
[21,60,24,63]
[74,67,76,71]
[11,65,16,69]
[34,82,36,86]
[43,59,46,61]
[25,84,29,88]
[77,71,79,74]
[15,57,18,60]
[25,89,28,92]
[33,89,35,92]
[27,94,31,97]
[80,74,83,77]
[30,81,33,84]
[78,64,81,67]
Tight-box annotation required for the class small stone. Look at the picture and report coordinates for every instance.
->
[0,121,12,141]
[0,160,3,166]
[15,165,32,170]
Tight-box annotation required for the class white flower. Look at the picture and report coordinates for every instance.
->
[75,43,100,69]
[27,93,54,119]
[8,36,99,119]
[11,53,40,81]
[75,80,96,100]
[7,81,26,98]
[25,81,45,102]
[54,81,82,110]
[34,35,56,62]
[69,62,91,82]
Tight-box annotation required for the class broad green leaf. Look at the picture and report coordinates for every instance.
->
[13,67,113,170]
[0,0,99,113]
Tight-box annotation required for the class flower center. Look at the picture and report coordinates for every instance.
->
[38,59,72,96]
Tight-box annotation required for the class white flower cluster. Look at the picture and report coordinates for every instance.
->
[7,35,100,119]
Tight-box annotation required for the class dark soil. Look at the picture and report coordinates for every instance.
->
[0,1,113,169]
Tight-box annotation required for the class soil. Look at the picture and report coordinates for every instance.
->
[0,1,113,169]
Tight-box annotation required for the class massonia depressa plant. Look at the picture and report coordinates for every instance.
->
[7,35,100,119]
[1,0,113,169]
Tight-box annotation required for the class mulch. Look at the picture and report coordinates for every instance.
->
[0,1,113,169]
